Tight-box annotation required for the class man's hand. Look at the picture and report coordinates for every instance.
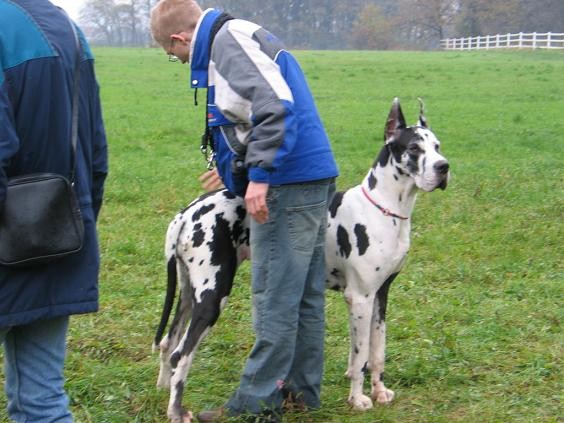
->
[245,181,269,224]
[198,169,224,192]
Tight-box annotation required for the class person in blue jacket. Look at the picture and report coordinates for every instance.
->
[151,1,338,422]
[0,0,108,421]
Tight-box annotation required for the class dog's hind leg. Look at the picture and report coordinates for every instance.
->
[166,289,232,423]
[368,273,397,405]
[167,241,237,423]
[344,288,376,411]
[157,261,193,389]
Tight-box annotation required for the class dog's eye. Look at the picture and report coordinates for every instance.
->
[434,144,440,152]
[407,144,422,154]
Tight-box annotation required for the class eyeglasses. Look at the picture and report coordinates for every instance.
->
[168,38,179,62]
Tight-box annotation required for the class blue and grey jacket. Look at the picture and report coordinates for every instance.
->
[190,9,338,195]
[0,0,108,327]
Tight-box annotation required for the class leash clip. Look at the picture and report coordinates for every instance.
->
[206,152,216,170]
[200,145,215,170]
[200,132,216,170]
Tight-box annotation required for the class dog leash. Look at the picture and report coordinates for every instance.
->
[361,186,408,220]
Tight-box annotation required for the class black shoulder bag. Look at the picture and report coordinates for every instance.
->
[0,18,85,268]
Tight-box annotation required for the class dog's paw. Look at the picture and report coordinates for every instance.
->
[348,394,373,411]
[372,387,395,405]
[169,409,193,423]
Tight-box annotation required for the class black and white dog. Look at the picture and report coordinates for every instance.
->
[155,98,449,422]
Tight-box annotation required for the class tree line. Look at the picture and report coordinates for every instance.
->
[79,0,564,49]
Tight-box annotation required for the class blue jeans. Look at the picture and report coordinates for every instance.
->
[226,180,335,416]
[0,316,73,422]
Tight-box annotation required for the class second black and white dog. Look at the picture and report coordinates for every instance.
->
[155,98,450,422]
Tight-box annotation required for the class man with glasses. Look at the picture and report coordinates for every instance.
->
[150,1,338,422]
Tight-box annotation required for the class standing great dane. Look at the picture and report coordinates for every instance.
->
[155,98,450,422]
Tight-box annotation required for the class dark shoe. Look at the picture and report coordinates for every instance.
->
[197,407,226,422]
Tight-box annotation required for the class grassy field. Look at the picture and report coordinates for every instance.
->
[1,48,562,422]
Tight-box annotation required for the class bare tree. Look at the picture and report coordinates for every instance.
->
[455,0,523,35]
[453,0,563,36]
[77,0,564,49]
[395,0,458,48]
[79,0,157,46]
[350,4,395,49]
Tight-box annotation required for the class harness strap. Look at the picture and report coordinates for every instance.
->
[361,186,409,220]
[200,12,234,169]
[60,11,82,184]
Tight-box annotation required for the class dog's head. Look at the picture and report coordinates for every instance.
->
[382,98,449,191]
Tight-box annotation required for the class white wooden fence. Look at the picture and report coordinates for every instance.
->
[441,32,564,50]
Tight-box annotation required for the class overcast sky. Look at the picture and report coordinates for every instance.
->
[50,0,83,20]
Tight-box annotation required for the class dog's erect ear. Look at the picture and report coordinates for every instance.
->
[417,97,428,128]
[385,98,406,143]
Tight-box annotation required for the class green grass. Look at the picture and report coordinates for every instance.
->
[1,48,562,422]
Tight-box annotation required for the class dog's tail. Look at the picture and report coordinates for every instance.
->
[153,255,177,351]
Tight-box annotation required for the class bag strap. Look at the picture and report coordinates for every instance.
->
[64,14,82,184]
[200,12,234,169]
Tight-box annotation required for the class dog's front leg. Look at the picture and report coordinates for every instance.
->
[368,273,398,405]
[368,319,394,405]
[344,289,374,411]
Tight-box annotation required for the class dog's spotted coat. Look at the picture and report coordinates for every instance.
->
[155,99,450,422]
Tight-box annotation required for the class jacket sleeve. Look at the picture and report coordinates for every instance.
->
[211,21,297,184]
[90,78,108,220]
[76,29,108,220]
[0,67,20,211]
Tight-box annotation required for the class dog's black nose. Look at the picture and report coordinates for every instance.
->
[434,160,450,175]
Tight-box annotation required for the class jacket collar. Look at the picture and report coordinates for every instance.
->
[190,8,223,89]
